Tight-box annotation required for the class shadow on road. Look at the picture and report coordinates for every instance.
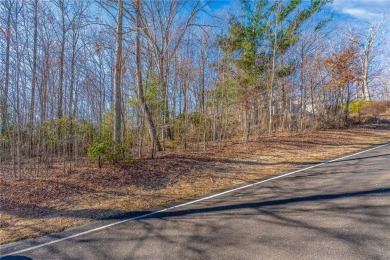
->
[147,187,390,219]
[1,256,33,260]
[40,185,389,259]
[2,186,389,259]
[331,153,390,163]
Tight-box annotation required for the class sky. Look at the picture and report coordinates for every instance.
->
[331,0,390,21]
[208,0,390,24]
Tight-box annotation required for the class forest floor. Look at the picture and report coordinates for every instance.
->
[1,124,390,244]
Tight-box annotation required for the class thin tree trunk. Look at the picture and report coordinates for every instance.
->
[2,1,12,133]
[362,52,371,100]
[113,0,123,144]
[268,8,279,134]
[29,0,38,125]
[135,0,162,152]
[183,75,188,150]
[57,0,65,119]
[344,83,351,127]
[27,0,39,157]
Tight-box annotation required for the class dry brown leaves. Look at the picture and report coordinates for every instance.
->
[0,125,389,244]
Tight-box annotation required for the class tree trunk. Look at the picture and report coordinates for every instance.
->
[344,83,351,127]
[113,0,123,144]
[135,0,162,152]
[57,0,65,119]
[29,0,38,125]
[1,1,12,133]
[269,27,277,134]
[362,52,371,100]
[28,0,39,156]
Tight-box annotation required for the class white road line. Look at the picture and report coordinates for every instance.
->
[2,142,389,256]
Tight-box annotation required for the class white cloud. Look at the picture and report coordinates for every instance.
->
[343,8,369,17]
[332,0,390,21]
[342,7,383,19]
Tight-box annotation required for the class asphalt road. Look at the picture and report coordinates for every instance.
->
[1,143,390,260]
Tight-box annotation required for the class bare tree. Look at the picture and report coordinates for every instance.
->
[1,0,13,133]
[29,0,38,126]
[113,0,123,144]
[134,0,162,153]
[349,18,387,100]
[138,0,205,147]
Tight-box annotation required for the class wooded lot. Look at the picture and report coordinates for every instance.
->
[1,0,390,177]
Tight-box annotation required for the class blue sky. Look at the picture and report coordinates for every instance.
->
[331,0,390,21]
[207,0,390,23]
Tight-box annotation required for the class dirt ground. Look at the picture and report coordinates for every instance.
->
[1,125,389,244]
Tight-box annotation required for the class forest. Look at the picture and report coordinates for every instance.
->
[1,0,390,178]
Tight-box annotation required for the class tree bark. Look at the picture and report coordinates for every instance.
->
[135,0,162,152]
[113,0,123,144]
[29,0,38,125]
[57,0,65,119]
[1,1,12,133]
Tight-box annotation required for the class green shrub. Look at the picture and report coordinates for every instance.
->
[347,100,372,114]
[87,140,114,168]
[88,139,132,168]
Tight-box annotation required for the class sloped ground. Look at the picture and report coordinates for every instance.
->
[1,125,389,244]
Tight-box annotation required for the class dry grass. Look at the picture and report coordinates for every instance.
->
[1,125,389,244]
